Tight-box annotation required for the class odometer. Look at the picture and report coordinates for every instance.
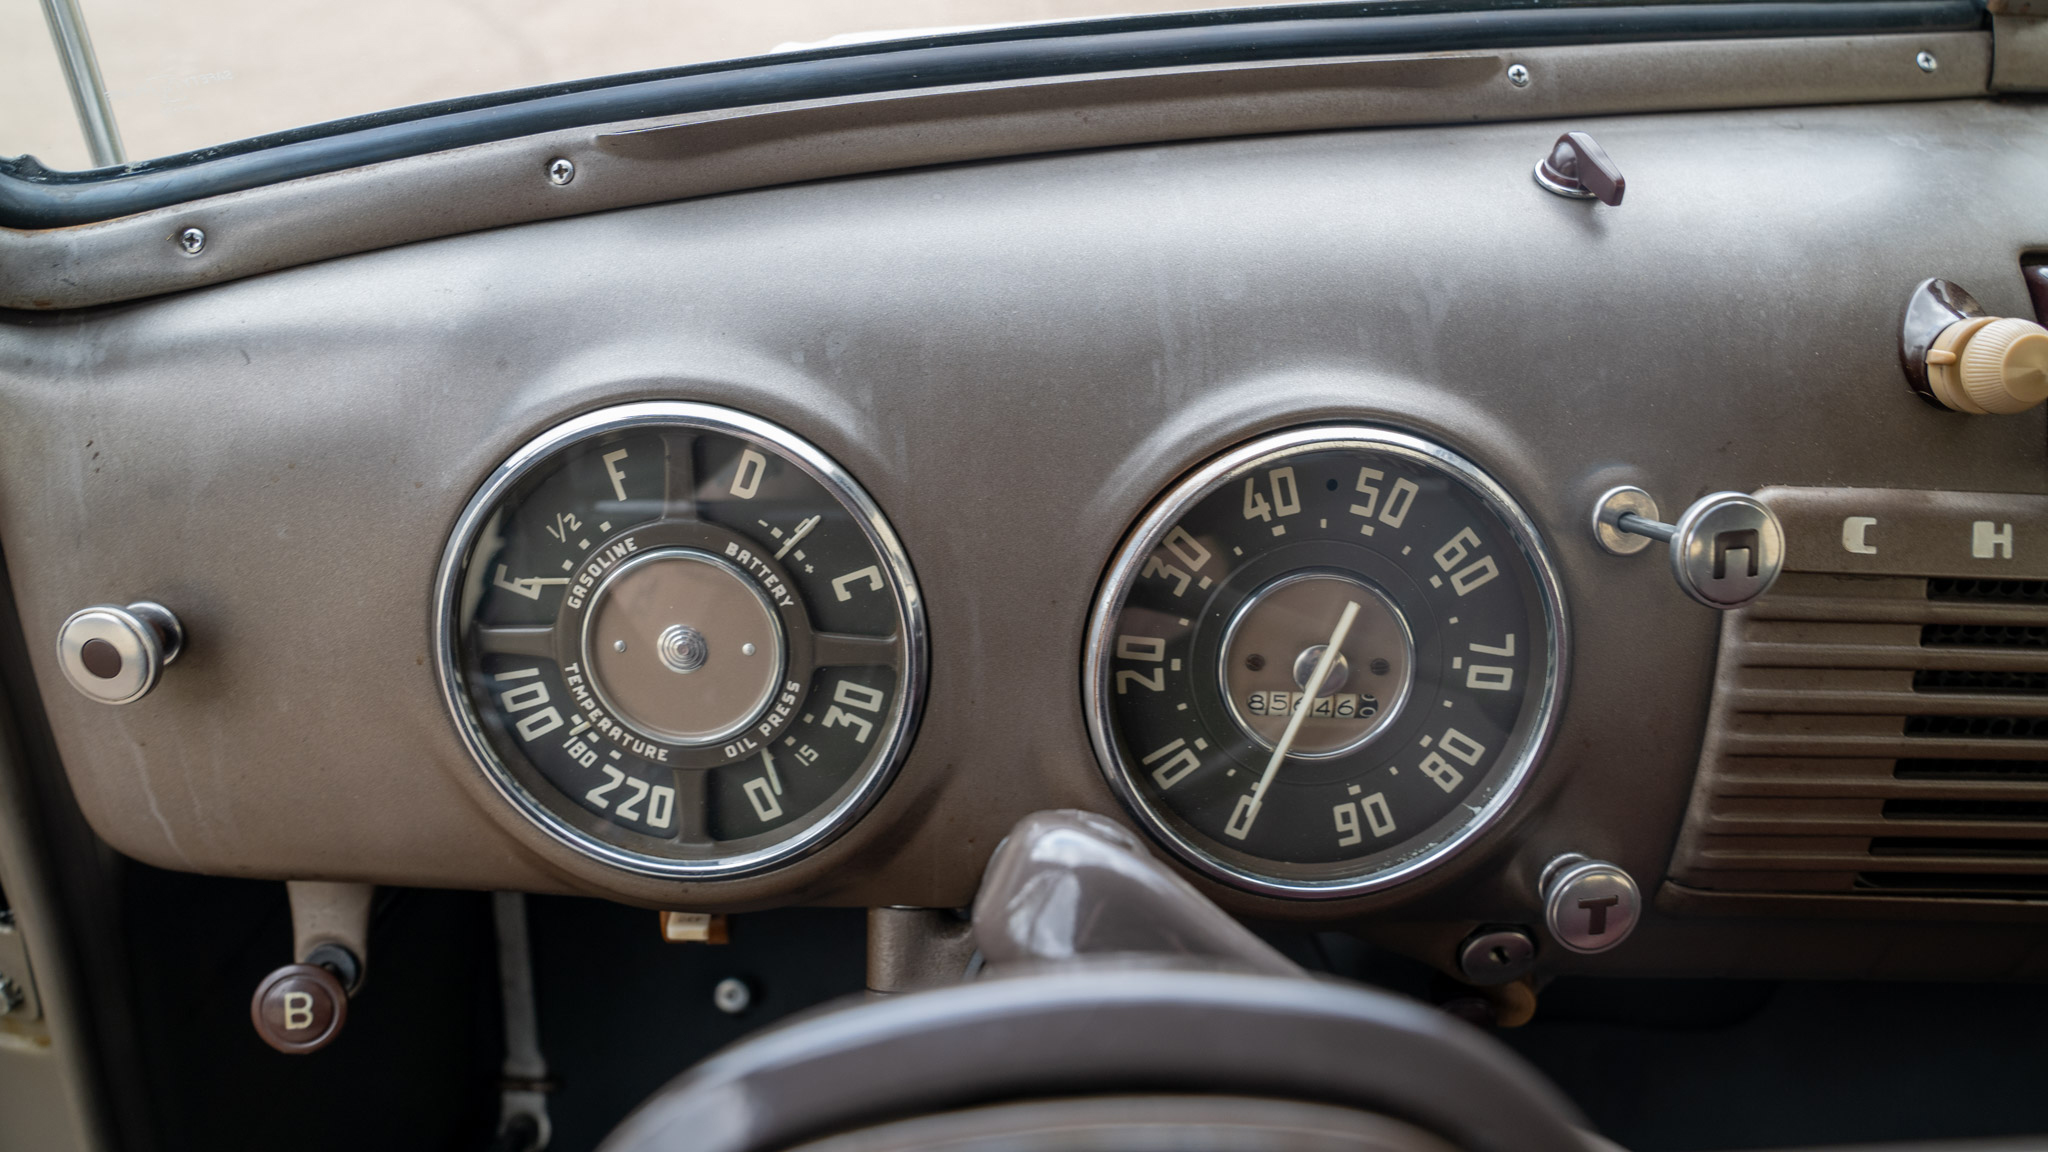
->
[435,402,924,878]
[1084,427,1564,897]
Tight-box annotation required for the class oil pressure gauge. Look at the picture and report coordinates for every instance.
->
[1084,427,1564,898]
[435,402,924,878]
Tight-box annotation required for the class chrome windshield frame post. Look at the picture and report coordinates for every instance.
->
[37,0,126,167]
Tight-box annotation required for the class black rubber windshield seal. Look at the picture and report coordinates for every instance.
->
[0,0,1985,229]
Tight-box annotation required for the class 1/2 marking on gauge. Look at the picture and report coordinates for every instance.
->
[544,511,583,543]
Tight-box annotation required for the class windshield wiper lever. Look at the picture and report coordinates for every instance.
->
[1534,131,1625,206]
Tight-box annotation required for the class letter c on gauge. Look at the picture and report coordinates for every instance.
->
[1841,516,1878,555]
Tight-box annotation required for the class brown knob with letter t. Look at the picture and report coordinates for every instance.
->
[251,963,348,1054]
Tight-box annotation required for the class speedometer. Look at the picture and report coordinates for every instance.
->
[1084,427,1564,898]
[434,402,924,878]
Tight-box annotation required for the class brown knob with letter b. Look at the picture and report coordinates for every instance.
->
[251,963,348,1054]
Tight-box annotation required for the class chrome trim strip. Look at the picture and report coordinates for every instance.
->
[1082,425,1568,899]
[0,34,1991,311]
[0,0,1980,226]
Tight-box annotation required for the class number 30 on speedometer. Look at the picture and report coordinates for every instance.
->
[1083,427,1566,898]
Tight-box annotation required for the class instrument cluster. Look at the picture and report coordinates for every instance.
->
[433,406,1565,900]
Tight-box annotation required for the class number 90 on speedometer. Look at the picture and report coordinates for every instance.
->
[1083,427,1566,898]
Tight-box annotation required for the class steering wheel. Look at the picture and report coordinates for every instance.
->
[600,812,1607,1152]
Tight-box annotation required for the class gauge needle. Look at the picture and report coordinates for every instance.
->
[1226,599,1360,841]
[774,514,820,561]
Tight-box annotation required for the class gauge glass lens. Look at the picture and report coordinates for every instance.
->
[437,403,924,878]
[1086,428,1564,897]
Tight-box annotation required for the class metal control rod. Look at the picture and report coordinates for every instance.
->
[37,0,125,167]
[1614,512,1676,543]
[494,892,552,1152]
[1592,486,1785,610]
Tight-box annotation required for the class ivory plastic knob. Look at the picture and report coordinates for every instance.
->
[1927,315,2048,415]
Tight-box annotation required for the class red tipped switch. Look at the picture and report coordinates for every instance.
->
[251,963,349,1054]
[1534,131,1625,206]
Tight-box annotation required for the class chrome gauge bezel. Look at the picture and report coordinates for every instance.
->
[1082,425,1567,899]
[433,401,928,880]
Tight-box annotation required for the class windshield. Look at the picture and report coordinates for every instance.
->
[2,0,1261,170]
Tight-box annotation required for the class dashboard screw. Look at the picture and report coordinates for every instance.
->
[713,976,752,1015]
[1916,51,1938,72]
[1506,64,1531,87]
[1245,653,1265,671]
[547,157,576,185]
[176,227,205,255]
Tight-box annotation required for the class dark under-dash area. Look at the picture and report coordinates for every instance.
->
[104,875,2048,1152]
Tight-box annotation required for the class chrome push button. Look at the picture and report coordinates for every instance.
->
[55,601,184,705]
[1540,854,1641,954]
[1592,487,1785,610]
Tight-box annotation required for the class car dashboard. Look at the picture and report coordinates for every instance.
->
[3,5,2048,1150]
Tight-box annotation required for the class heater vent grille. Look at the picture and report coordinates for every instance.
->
[1667,487,2048,916]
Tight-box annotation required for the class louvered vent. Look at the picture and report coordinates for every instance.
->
[1667,488,2048,913]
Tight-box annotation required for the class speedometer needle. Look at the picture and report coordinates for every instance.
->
[1225,599,1360,841]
